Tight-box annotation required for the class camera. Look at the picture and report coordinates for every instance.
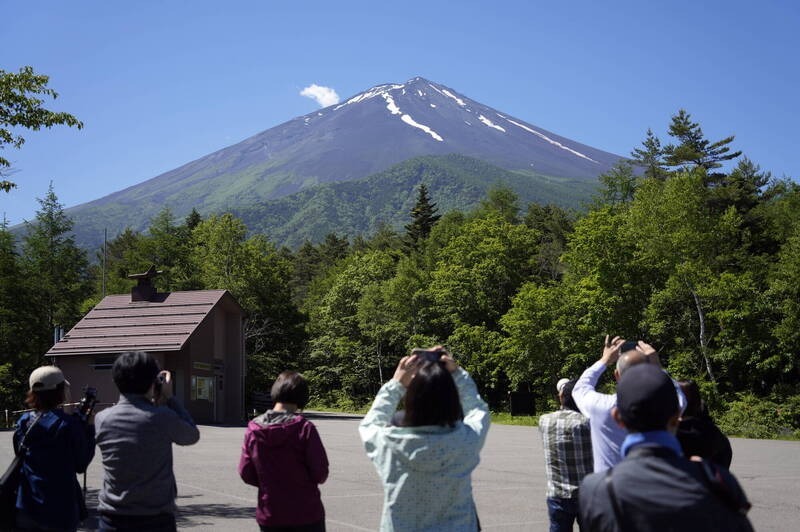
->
[153,372,166,395]
[411,348,442,363]
[78,386,97,420]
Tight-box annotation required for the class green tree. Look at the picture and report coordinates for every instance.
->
[21,184,90,354]
[476,185,520,223]
[404,183,441,249]
[425,213,539,334]
[631,128,667,180]
[597,160,638,205]
[1,66,83,191]
[191,214,305,391]
[524,203,574,281]
[0,227,37,407]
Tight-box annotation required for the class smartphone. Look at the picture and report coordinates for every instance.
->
[619,340,638,353]
[411,348,442,363]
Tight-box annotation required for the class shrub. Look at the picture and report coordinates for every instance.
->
[718,393,800,439]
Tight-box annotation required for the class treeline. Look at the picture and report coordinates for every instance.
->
[1,110,799,437]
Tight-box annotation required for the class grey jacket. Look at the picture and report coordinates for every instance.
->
[95,394,200,516]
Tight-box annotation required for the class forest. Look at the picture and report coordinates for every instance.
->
[1,110,798,438]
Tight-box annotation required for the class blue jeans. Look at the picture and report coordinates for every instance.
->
[546,497,581,532]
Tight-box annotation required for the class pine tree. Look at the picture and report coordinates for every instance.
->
[631,128,667,180]
[663,109,741,172]
[404,183,441,249]
[21,183,90,353]
[184,208,203,231]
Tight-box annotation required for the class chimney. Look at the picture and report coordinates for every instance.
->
[127,265,162,302]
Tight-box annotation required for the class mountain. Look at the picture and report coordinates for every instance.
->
[61,76,623,248]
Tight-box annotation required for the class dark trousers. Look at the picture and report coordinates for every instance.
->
[99,512,176,532]
[546,497,581,532]
[260,521,325,532]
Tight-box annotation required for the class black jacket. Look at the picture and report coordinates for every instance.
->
[677,415,732,469]
[579,444,753,532]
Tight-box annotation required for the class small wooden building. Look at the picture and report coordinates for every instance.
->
[46,272,246,424]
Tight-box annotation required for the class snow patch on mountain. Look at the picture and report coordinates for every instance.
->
[478,114,506,132]
[334,83,405,110]
[504,118,597,163]
[382,93,443,142]
[441,88,467,107]
[401,115,443,141]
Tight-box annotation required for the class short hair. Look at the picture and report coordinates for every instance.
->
[560,379,580,412]
[616,349,648,376]
[271,371,309,408]
[112,351,160,395]
[25,382,66,411]
[402,362,463,428]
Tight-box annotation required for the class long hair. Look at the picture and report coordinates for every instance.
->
[678,380,705,417]
[403,362,463,427]
[25,382,66,411]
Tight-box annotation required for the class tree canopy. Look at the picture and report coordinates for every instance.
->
[0,66,83,192]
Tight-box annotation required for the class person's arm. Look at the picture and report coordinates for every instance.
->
[303,421,329,485]
[154,371,200,445]
[358,379,405,451]
[451,367,490,449]
[67,415,95,473]
[163,397,200,445]
[637,340,688,414]
[573,335,623,417]
[238,429,259,487]
[359,354,419,449]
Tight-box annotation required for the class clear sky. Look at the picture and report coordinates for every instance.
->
[2,0,798,226]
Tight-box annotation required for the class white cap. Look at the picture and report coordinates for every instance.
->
[556,378,570,394]
[29,366,69,392]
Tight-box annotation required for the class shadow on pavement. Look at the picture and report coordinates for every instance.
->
[77,487,256,530]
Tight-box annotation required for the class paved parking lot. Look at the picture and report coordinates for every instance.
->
[2,415,799,530]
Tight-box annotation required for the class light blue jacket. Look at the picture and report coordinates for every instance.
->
[359,368,490,531]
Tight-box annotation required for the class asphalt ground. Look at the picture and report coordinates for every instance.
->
[1,415,799,531]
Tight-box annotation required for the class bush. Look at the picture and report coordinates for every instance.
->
[718,393,800,439]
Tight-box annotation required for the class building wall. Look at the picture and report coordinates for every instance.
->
[51,293,245,425]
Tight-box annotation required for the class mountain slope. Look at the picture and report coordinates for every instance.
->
[231,154,596,248]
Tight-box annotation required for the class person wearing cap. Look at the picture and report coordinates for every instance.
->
[538,378,593,532]
[94,351,199,532]
[572,336,686,472]
[13,366,96,531]
[578,363,753,531]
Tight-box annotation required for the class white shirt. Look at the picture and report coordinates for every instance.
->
[572,360,686,472]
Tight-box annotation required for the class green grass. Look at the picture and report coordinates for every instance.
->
[490,412,539,426]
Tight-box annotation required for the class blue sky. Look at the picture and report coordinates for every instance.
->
[2,0,798,226]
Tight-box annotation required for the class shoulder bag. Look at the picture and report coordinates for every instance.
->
[0,413,42,530]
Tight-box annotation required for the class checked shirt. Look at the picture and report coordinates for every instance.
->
[539,409,593,499]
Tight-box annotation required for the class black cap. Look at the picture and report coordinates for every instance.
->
[617,363,679,432]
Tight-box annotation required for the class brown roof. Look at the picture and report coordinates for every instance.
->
[47,290,240,357]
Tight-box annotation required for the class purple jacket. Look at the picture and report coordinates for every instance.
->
[239,413,329,526]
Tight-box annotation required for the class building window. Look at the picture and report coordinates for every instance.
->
[91,356,117,370]
[191,376,215,402]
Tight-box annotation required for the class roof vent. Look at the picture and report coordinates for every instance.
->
[128,265,163,302]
